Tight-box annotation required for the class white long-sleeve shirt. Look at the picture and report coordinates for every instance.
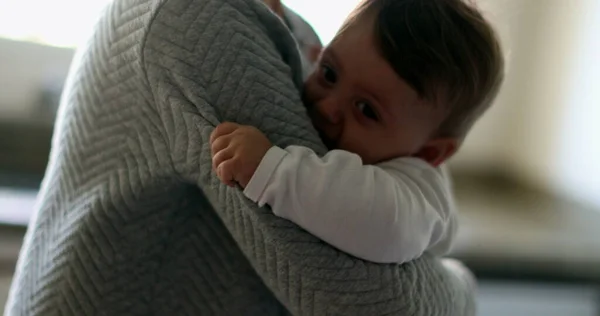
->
[243,146,458,264]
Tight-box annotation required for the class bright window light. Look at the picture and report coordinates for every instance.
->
[283,0,361,44]
[0,0,360,48]
[0,0,112,48]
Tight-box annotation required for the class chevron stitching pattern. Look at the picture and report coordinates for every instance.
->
[4,0,474,315]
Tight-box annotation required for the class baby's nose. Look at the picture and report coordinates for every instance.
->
[317,98,343,125]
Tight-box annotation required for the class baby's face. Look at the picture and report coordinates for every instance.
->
[303,20,448,164]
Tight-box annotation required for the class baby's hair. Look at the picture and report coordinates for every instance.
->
[339,0,505,139]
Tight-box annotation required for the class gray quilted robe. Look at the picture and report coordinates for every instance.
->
[5,0,476,315]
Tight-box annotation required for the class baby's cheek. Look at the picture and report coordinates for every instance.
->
[339,133,374,163]
[302,78,323,106]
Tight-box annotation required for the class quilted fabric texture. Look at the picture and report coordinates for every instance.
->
[5,0,475,315]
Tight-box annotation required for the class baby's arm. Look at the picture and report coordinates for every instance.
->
[210,123,456,264]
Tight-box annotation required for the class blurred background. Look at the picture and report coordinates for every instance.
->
[1,0,599,314]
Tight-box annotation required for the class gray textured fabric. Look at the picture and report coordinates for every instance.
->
[5,0,475,315]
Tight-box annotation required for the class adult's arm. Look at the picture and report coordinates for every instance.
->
[143,0,476,314]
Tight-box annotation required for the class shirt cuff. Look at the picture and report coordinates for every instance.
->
[243,146,288,204]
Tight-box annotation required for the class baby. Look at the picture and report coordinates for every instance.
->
[210,0,504,263]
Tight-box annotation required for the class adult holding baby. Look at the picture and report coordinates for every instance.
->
[5,0,478,315]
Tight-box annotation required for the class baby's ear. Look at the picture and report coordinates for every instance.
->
[413,138,458,167]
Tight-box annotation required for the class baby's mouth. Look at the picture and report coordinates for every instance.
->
[309,111,337,150]
[317,128,336,150]
[303,96,337,150]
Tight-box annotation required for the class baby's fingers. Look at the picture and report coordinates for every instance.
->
[210,135,230,157]
[210,122,239,144]
[212,148,234,172]
[217,160,236,187]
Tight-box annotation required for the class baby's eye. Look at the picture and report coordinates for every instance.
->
[356,101,378,121]
[321,64,337,84]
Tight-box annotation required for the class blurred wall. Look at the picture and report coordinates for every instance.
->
[508,0,599,209]
[448,0,531,173]
[496,0,592,188]
[552,0,600,208]
[0,38,74,122]
[450,0,600,209]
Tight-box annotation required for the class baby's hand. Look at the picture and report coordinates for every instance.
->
[210,122,272,188]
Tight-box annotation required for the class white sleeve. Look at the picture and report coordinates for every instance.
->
[243,146,456,264]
